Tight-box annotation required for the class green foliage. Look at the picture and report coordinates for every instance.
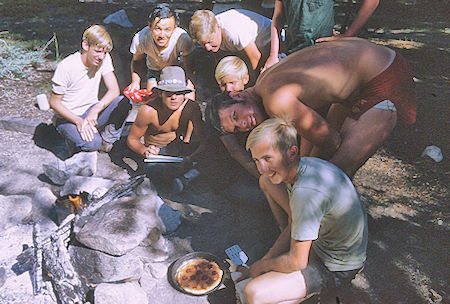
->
[0,34,43,79]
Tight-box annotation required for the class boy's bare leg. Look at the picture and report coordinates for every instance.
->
[244,270,306,304]
[330,108,397,178]
[259,176,290,230]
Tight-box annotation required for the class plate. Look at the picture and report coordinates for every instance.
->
[167,252,228,296]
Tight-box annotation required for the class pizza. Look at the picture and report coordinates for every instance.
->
[176,258,223,295]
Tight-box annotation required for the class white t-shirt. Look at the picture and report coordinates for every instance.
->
[216,9,271,53]
[129,26,196,71]
[287,157,368,272]
[51,51,114,116]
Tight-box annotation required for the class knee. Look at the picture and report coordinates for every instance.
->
[244,280,266,304]
[78,135,102,151]
[258,175,271,192]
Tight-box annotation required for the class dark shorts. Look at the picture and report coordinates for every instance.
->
[146,69,161,82]
[301,251,362,297]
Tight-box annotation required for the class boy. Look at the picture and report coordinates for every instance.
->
[50,24,131,155]
[128,3,196,98]
[189,9,271,74]
[126,66,204,193]
[240,118,367,303]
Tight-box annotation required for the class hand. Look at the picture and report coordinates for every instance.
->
[143,145,160,158]
[261,55,279,73]
[128,82,140,92]
[315,30,342,43]
[235,266,251,283]
[249,259,266,278]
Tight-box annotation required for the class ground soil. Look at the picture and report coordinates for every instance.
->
[0,1,448,303]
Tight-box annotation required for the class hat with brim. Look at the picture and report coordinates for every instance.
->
[152,66,194,93]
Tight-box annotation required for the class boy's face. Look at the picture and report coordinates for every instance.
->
[250,137,291,185]
[82,40,107,67]
[198,24,221,52]
[218,74,249,93]
[218,101,263,133]
[161,91,186,111]
[149,16,176,49]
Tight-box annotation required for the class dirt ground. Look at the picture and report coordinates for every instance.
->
[0,1,448,303]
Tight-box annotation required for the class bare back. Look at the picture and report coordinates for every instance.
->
[255,38,396,111]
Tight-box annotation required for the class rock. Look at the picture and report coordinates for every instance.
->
[60,176,115,197]
[94,281,148,304]
[103,9,133,28]
[43,152,97,185]
[31,187,57,222]
[0,195,32,230]
[75,194,164,255]
[69,245,143,284]
[421,145,443,162]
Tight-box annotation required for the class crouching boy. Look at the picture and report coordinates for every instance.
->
[241,118,368,303]
[126,66,204,193]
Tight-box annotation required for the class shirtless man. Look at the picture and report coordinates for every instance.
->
[210,38,417,179]
[127,66,204,191]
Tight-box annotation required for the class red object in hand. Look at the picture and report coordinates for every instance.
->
[123,86,152,103]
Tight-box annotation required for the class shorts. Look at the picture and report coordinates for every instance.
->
[347,51,416,124]
[146,69,161,82]
[301,251,362,297]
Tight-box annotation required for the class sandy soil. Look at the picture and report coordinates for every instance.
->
[0,1,448,303]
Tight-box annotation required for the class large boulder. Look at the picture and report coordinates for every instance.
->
[74,194,165,256]
[69,245,143,284]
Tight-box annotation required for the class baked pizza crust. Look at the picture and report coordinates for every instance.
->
[176,258,223,295]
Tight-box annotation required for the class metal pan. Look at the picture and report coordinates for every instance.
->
[167,252,229,296]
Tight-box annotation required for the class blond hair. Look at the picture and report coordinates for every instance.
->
[82,25,113,52]
[246,118,298,160]
[215,56,249,84]
[189,10,217,42]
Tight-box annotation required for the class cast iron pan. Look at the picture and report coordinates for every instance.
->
[167,251,229,296]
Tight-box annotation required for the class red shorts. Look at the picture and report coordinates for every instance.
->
[347,52,417,124]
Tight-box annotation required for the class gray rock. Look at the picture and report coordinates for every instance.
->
[103,9,133,28]
[0,195,32,230]
[75,194,164,255]
[69,245,143,284]
[31,187,56,222]
[94,281,148,304]
[60,176,115,197]
[43,152,97,185]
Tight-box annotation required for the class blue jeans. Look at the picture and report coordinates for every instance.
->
[55,96,131,152]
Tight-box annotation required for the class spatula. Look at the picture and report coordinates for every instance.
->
[225,244,249,269]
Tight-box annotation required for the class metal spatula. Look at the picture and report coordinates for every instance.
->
[225,244,249,269]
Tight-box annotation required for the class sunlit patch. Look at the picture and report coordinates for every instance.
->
[367,202,418,220]
[370,38,424,49]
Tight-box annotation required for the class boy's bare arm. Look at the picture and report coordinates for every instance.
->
[220,134,260,178]
[129,53,146,91]
[127,106,157,157]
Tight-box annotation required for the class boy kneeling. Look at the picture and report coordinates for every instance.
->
[241,118,368,303]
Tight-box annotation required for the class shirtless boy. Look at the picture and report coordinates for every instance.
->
[210,38,417,178]
[127,66,204,190]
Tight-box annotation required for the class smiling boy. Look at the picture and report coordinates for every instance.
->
[240,118,367,303]
[128,4,196,94]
